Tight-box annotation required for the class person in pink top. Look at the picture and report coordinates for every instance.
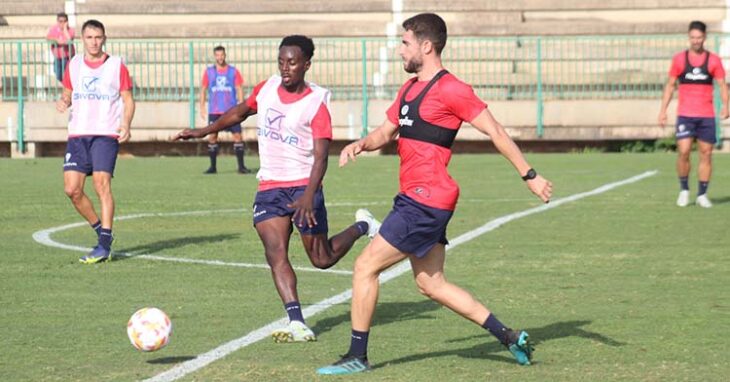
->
[174,35,375,343]
[46,12,75,82]
[317,13,552,375]
[56,19,135,264]
[659,20,729,208]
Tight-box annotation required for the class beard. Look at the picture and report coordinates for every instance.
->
[403,58,423,74]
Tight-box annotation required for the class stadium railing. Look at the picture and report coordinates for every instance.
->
[2,35,727,152]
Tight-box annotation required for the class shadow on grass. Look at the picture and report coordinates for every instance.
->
[311,300,443,338]
[710,195,730,205]
[146,355,196,364]
[377,319,625,369]
[112,233,240,262]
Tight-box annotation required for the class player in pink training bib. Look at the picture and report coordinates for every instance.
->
[174,35,374,343]
[659,20,729,208]
[56,19,135,264]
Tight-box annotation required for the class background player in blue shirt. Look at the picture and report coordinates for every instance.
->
[199,45,250,174]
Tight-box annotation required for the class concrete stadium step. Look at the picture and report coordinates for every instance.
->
[0,0,64,16]
[75,0,392,14]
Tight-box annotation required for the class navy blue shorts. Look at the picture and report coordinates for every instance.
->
[379,194,453,258]
[252,186,329,235]
[676,116,716,144]
[63,136,119,175]
[209,114,242,134]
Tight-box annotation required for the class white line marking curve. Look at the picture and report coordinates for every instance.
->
[142,170,658,382]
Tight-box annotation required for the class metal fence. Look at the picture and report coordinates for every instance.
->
[2,35,728,151]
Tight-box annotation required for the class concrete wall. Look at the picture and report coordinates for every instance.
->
[3,99,729,157]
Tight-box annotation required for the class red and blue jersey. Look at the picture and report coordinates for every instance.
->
[386,70,486,211]
[203,65,243,114]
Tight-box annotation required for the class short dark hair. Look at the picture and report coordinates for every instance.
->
[279,35,315,61]
[82,19,105,35]
[402,13,448,55]
[689,20,707,33]
[57,12,68,21]
[213,45,225,53]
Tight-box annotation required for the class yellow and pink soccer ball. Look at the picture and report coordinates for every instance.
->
[127,307,172,352]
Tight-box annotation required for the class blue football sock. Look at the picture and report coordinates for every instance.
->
[482,314,510,345]
[679,176,689,191]
[355,221,369,236]
[90,220,101,237]
[698,181,709,196]
[285,301,305,323]
[347,330,369,358]
[98,228,113,250]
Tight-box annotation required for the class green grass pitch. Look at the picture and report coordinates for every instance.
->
[1,152,728,381]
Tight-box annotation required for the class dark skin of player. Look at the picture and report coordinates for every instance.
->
[174,45,362,303]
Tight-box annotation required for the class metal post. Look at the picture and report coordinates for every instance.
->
[536,37,544,138]
[713,35,722,148]
[16,42,24,153]
[361,39,369,137]
[188,42,195,129]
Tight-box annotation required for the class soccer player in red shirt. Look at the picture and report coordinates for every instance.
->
[659,20,729,208]
[317,13,552,375]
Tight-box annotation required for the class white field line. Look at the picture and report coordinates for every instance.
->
[142,170,658,382]
[31,208,354,275]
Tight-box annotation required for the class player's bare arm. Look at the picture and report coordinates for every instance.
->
[173,101,254,141]
[56,88,72,113]
[198,82,207,121]
[339,119,398,167]
[470,108,552,203]
[717,78,729,119]
[658,75,677,127]
[290,138,329,228]
[118,90,134,143]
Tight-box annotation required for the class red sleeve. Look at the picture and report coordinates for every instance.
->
[119,63,132,91]
[311,103,332,139]
[235,69,244,86]
[201,71,209,88]
[439,78,486,123]
[244,80,267,111]
[669,53,683,78]
[385,82,410,125]
[710,53,725,80]
[62,65,72,89]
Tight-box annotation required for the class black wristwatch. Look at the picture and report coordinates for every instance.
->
[521,168,537,181]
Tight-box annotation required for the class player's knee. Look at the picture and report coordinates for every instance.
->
[310,256,334,270]
[264,248,289,267]
[353,255,382,279]
[415,279,439,299]
[64,186,83,201]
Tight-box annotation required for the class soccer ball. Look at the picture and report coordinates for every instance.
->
[127,307,172,352]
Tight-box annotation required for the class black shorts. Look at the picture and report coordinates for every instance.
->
[252,186,329,235]
[379,194,453,258]
[63,136,119,175]
[209,114,242,134]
